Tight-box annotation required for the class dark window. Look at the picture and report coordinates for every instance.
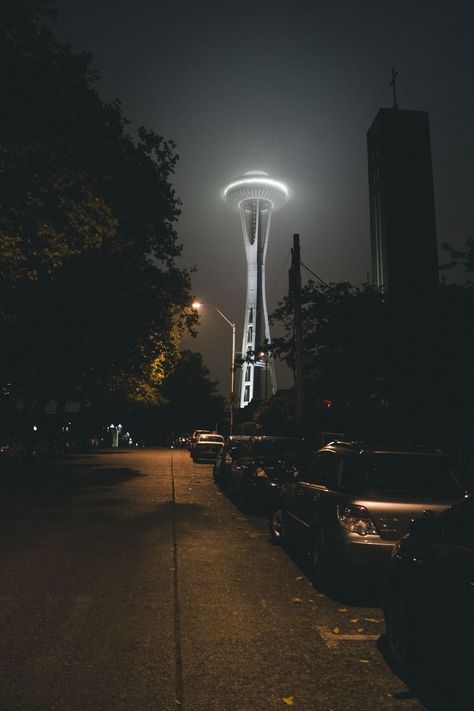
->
[303,451,338,486]
[338,453,463,499]
[251,438,308,461]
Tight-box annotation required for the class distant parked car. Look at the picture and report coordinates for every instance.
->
[228,436,310,513]
[269,441,465,585]
[384,494,473,706]
[213,435,250,490]
[189,429,212,454]
[191,433,225,463]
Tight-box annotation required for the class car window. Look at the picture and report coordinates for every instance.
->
[303,452,338,486]
[199,435,223,443]
[251,438,308,460]
[444,498,474,548]
[338,453,463,499]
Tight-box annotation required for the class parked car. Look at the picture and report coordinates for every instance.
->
[189,429,212,454]
[269,441,465,585]
[229,436,310,513]
[213,435,250,490]
[384,494,473,705]
[191,433,225,463]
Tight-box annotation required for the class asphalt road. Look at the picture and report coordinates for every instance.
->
[0,448,428,711]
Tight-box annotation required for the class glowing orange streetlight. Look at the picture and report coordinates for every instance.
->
[192,301,236,434]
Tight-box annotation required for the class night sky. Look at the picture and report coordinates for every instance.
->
[55,0,474,394]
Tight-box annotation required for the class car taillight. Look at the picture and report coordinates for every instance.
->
[338,504,377,536]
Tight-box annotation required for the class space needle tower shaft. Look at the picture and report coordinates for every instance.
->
[223,171,289,408]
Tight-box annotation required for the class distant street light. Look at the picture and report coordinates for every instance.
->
[192,301,236,434]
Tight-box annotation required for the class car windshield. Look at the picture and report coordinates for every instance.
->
[199,435,223,443]
[339,453,463,499]
[252,439,308,460]
[230,440,248,454]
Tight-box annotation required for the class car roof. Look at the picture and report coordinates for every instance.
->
[321,440,443,456]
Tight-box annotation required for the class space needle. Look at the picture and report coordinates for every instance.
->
[223,171,289,408]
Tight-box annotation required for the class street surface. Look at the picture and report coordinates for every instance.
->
[0,448,430,710]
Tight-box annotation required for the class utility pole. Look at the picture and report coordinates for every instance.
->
[289,233,304,433]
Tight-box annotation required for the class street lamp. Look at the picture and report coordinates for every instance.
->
[192,302,236,434]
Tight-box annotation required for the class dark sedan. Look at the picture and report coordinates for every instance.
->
[212,435,250,491]
[228,436,310,513]
[384,494,474,706]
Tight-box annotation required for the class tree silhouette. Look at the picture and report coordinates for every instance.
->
[0,0,195,431]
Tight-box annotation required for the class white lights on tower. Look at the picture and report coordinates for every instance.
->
[223,171,289,408]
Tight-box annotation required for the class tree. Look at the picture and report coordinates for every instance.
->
[272,279,474,443]
[0,0,195,429]
[150,351,226,440]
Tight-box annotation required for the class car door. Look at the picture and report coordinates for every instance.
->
[434,498,474,679]
[231,439,253,494]
[284,451,338,547]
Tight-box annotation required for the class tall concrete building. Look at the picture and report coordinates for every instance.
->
[367,108,439,304]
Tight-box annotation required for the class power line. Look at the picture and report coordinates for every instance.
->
[300,262,330,287]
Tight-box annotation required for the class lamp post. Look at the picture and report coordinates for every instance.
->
[192,302,236,434]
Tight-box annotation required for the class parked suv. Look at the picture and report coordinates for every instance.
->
[269,441,465,584]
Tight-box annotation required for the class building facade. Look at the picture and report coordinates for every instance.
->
[367,108,439,304]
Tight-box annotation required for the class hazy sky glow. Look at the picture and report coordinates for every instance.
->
[55,0,474,394]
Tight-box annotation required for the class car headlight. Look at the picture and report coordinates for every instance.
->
[338,504,377,536]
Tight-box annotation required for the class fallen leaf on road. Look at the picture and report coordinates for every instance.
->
[364,618,381,623]
[357,628,364,633]
[292,597,303,604]
[350,618,359,623]
[282,696,295,706]
[359,659,369,664]
[332,627,340,635]
[337,608,348,613]
[296,576,304,581]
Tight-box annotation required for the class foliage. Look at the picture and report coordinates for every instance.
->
[0,0,196,423]
[272,280,474,442]
[441,238,474,280]
[153,350,226,438]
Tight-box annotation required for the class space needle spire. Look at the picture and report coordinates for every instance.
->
[223,171,289,408]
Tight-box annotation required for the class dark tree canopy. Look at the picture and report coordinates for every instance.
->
[0,0,196,430]
[272,280,474,443]
[154,350,226,437]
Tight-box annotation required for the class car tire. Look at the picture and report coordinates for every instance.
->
[386,588,417,670]
[311,530,329,587]
[239,481,252,514]
[269,508,286,545]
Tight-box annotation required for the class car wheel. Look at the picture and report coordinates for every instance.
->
[239,482,252,514]
[311,531,329,587]
[269,508,286,544]
[386,589,416,669]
